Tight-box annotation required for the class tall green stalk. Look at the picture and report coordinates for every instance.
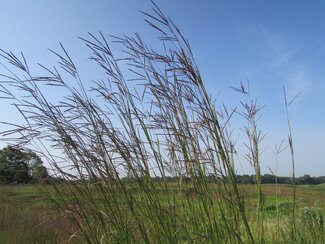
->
[283,86,298,240]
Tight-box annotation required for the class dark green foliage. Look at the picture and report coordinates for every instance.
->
[0,146,48,184]
[0,146,29,184]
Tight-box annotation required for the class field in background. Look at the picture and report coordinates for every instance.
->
[298,183,325,193]
[0,185,76,244]
[0,183,324,243]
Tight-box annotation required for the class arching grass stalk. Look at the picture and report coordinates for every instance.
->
[283,86,300,240]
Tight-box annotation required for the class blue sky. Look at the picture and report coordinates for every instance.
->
[0,0,324,176]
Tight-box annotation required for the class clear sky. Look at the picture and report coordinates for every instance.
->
[0,0,324,176]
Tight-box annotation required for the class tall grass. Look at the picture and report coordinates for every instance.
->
[0,2,323,243]
[232,83,265,242]
[283,86,300,241]
[270,139,286,240]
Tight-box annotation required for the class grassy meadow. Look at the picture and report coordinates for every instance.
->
[0,185,76,244]
[0,183,324,243]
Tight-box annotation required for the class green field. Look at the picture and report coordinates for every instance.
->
[0,183,324,243]
[297,183,325,193]
[0,185,76,244]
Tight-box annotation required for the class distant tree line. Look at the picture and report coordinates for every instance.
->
[148,174,325,185]
[0,146,48,184]
[235,174,325,185]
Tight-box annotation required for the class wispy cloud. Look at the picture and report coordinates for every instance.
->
[259,27,296,68]
[241,23,314,102]
[285,66,311,101]
[246,24,300,69]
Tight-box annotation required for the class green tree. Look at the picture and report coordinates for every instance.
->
[299,174,316,185]
[0,146,48,184]
[0,146,29,183]
[27,151,49,181]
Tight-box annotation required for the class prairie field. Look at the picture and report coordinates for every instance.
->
[0,183,324,243]
[0,185,76,244]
